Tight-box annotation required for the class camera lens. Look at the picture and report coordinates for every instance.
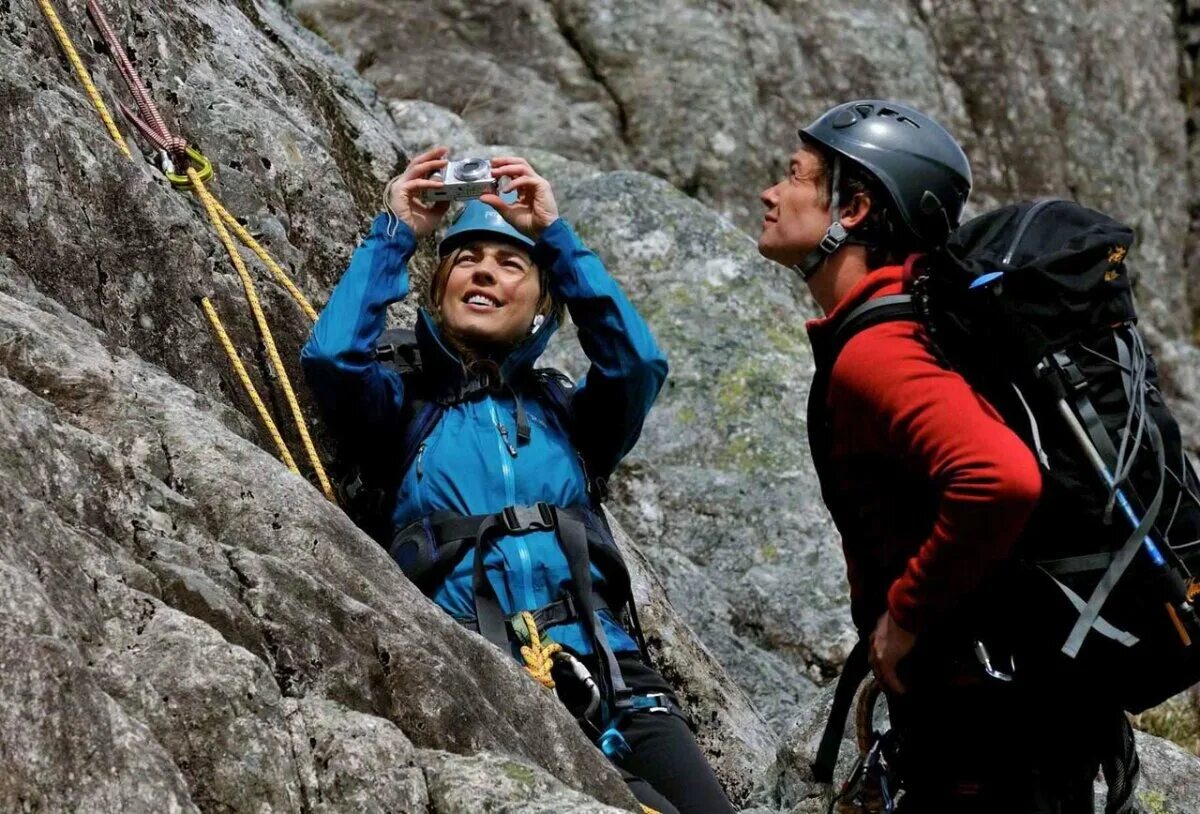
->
[456,158,489,182]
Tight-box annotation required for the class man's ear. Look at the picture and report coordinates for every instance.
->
[840,191,872,230]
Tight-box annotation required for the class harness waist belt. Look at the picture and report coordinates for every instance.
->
[456,592,613,640]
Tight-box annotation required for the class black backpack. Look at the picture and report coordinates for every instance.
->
[811,199,1200,782]
[336,327,585,546]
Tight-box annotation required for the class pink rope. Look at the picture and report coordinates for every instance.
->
[86,0,187,165]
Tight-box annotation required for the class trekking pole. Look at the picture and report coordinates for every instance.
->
[1051,394,1199,648]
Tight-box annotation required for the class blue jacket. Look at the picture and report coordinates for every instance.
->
[301,214,668,657]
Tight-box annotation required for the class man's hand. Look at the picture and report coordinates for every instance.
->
[386,146,450,238]
[869,611,917,695]
[480,156,560,239]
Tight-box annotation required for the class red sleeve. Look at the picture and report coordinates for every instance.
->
[829,322,1043,633]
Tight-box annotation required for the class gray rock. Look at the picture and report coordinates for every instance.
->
[417,750,630,814]
[284,697,429,812]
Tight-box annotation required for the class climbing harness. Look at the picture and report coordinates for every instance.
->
[37,0,331,499]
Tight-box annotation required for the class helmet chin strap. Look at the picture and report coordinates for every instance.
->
[793,154,849,281]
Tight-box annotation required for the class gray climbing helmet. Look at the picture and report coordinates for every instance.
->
[795,100,972,278]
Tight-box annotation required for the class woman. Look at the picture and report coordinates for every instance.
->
[302,147,732,814]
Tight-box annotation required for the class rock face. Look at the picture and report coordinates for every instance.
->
[0,0,770,810]
[3,0,1200,812]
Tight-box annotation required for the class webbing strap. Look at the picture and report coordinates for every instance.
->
[1038,551,1115,576]
[557,508,631,708]
[831,295,919,361]
[812,638,870,784]
[471,514,513,648]
[1062,417,1167,657]
[456,593,611,635]
[1039,569,1140,647]
[1054,351,1120,472]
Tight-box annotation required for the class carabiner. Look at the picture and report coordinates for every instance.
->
[164,146,214,189]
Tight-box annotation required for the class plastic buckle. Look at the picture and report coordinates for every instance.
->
[501,502,555,533]
[818,222,848,254]
[597,726,632,761]
[637,692,671,714]
[163,146,214,189]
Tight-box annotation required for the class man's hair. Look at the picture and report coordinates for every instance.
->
[809,146,921,269]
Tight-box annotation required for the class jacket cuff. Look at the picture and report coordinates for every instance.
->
[885,582,924,634]
[532,217,576,261]
[369,212,419,256]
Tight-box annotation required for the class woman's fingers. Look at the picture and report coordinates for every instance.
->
[490,157,535,177]
[402,157,448,181]
[402,178,446,190]
[498,176,542,194]
[410,145,449,165]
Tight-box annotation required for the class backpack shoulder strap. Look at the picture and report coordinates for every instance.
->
[532,367,575,427]
[530,368,614,504]
[829,294,919,368]
[339,329,443,544]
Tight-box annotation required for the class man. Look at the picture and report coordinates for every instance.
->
[758,100,1140,812]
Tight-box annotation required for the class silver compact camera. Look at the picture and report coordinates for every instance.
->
[424,157,498,202]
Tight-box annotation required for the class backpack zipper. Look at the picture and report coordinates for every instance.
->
[1002,198,1060,265]
[416,441,428,479]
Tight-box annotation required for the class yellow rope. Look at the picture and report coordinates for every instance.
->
[38,3,333,500]
[518,611,562,689]
[36,0,133,159]
[200,297,299,474]
[640,806,663,814]
[215,203,319,323]
[189,168,334,501]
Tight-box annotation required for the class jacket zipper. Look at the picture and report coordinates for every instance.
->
[486,397,535,610]
[414,441,428,515]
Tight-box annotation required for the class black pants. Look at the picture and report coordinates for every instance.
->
[888,671,1142,814]
[575,654,734,814]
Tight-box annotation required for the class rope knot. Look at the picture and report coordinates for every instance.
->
[517,611,561,689]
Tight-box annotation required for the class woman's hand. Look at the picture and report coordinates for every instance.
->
[480,156,560,239]
[386,146,450,238]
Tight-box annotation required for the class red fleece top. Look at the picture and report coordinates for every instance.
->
[806,259,1042,634]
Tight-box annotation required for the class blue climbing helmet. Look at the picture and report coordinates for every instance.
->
[438,196,535,258]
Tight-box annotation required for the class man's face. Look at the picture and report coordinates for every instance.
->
[758,145,831,267]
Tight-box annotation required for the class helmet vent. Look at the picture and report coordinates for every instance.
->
[878,107,921,128]
[855,103,874,118]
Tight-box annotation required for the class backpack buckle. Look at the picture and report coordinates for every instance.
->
[501,503,556,533]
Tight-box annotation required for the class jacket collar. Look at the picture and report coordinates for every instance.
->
[805,254,922,342]
[414,308,561,401]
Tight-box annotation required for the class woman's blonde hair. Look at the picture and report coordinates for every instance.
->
[428,241,562,334]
